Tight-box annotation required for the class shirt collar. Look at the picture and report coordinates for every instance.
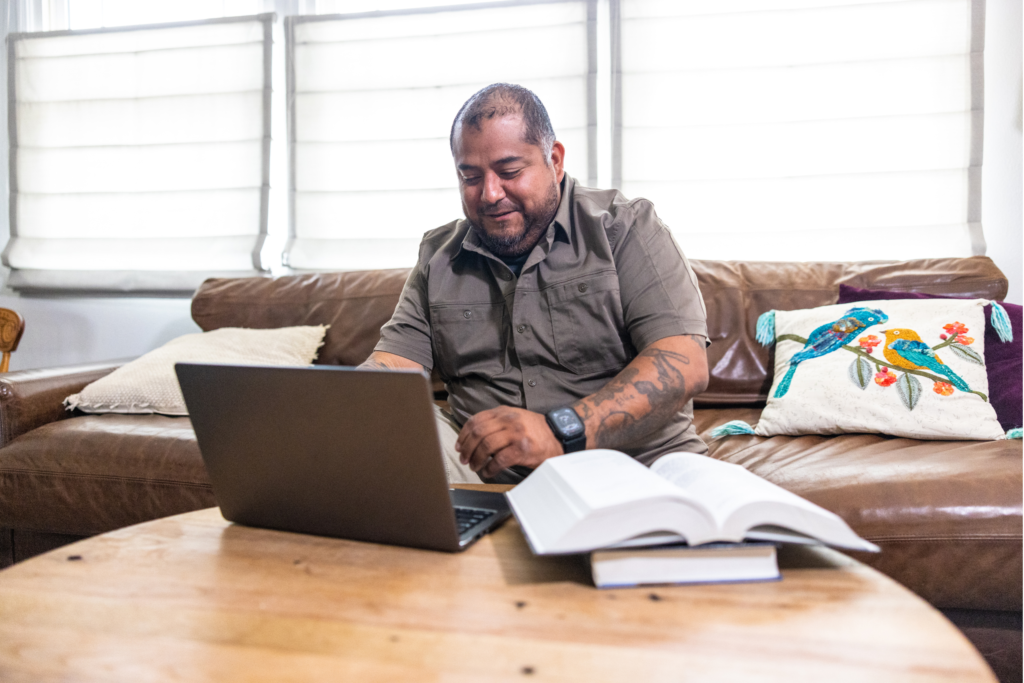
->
[452,174,575,262]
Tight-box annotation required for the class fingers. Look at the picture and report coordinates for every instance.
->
[466,429,519,473]
[455,408,505,465]
[479,444,519,479]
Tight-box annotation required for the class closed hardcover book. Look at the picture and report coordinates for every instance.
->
[591,542,780,588]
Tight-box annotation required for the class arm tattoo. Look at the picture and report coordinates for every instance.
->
[579,347,694,449]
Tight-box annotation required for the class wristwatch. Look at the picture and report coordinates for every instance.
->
[545,406,587,454]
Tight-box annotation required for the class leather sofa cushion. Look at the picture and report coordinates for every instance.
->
[695,407,1023,612]
[0,414,212,536]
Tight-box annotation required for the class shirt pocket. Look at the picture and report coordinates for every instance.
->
[544,273,632,375]
[430,303,506,380]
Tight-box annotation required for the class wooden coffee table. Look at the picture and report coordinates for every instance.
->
[0,487,995,682]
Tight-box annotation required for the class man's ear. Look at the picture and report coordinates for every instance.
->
[550,141,566,183]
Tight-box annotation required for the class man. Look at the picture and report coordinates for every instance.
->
[360,83,709,484]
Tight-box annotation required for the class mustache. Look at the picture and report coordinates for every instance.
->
[480,200,522,216]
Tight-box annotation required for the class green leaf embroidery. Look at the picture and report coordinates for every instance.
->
[896,372,922,411]
[948,342,984,365]
[848,356,872,390]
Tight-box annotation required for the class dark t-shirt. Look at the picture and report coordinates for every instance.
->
[375,175,709,465]
[499,250,531,278]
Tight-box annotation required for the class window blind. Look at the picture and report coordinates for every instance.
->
[614,0,985,262]
[285,0,596,272]
[3,14,274,292]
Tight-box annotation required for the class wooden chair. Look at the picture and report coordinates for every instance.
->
[0,308,25,373]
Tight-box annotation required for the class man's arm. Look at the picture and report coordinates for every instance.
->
[455,334,708,478]
[358,351,423,372]
[571,334,708,450]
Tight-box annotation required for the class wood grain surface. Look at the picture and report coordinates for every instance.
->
[0,496,995,682]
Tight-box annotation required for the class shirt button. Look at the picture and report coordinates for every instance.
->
[527,379,537,387]
[463,310,472,319]
[578,283,588,293]
[517,324,527,333]
[501,272,512,281]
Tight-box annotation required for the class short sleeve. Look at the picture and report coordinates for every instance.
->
[614,199,708,350]
[374,246,436,369]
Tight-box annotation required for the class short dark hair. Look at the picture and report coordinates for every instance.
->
[449,83,556,158]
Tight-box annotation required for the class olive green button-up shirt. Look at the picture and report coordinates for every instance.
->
[375,175,709,465]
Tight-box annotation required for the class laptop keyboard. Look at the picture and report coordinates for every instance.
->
[455,506,496,534]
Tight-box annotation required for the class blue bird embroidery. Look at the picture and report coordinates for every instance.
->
[881,328,972,393]
[774,307,888,398]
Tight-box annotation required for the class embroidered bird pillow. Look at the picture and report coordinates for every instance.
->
[732,298,1009,441]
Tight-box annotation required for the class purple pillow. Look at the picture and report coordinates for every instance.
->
[837,284,1022,432]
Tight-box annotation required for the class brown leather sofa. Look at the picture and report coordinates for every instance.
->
[0,256,1019,681]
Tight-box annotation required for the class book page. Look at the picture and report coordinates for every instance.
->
[507,450,721,553]
[548,449,683,510]
[650,452,827,523]
[650,452,877,551]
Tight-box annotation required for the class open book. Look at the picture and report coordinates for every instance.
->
[506,450,878,555]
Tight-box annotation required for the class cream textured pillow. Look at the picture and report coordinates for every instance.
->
[65,326,328,416]
[752,299,1005,441]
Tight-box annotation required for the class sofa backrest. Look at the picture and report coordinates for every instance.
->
[192,269,409,367]
[191,256,1007,405]
[689,256,1006,404]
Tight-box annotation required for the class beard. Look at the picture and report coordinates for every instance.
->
[468,180,560,259]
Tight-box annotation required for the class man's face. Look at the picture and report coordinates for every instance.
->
[453,114,565,258]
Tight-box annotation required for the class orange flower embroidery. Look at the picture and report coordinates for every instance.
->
[858,335,881,353]
[933,381,955,396]
[955,335,974,345]
[874,369,897,387]
[943,322,968,336]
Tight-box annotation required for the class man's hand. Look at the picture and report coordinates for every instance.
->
[455,406,563,479]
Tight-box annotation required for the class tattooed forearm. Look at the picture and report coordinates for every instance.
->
[357,351,424,372]
[589,366,639,410]
[572,336,708,451]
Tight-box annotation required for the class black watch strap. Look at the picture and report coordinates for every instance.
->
[545,406,587,454]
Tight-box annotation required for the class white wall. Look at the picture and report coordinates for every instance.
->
[0,294,198,371]
[982,0,1023,305]
[0,1,1018,373]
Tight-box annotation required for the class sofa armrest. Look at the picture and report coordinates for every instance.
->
[0,360,128,447]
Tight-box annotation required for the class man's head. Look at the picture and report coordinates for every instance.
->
[450,84,565,259]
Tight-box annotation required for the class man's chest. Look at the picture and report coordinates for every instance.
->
[426,254,635,380]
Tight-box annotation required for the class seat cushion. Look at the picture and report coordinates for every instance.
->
[0,414,213,536]
[694,407,1023,611]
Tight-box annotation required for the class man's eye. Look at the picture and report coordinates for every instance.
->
[461,175,482,185]
[500,169,522,179]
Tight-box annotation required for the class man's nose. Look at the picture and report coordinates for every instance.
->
[481,172,505,205]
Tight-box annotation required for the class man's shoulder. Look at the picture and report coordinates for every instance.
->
[416,218,470,267]
[571,183,664,249]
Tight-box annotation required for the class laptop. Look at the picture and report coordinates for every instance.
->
[175,362,510,552]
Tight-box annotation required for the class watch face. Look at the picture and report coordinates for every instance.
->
[552,408,583,436]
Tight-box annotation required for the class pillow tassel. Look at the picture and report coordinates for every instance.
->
[709,420,757,439]
[1007,428,1022,440]
[989,301,1014,343]
[755,310,776,346]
